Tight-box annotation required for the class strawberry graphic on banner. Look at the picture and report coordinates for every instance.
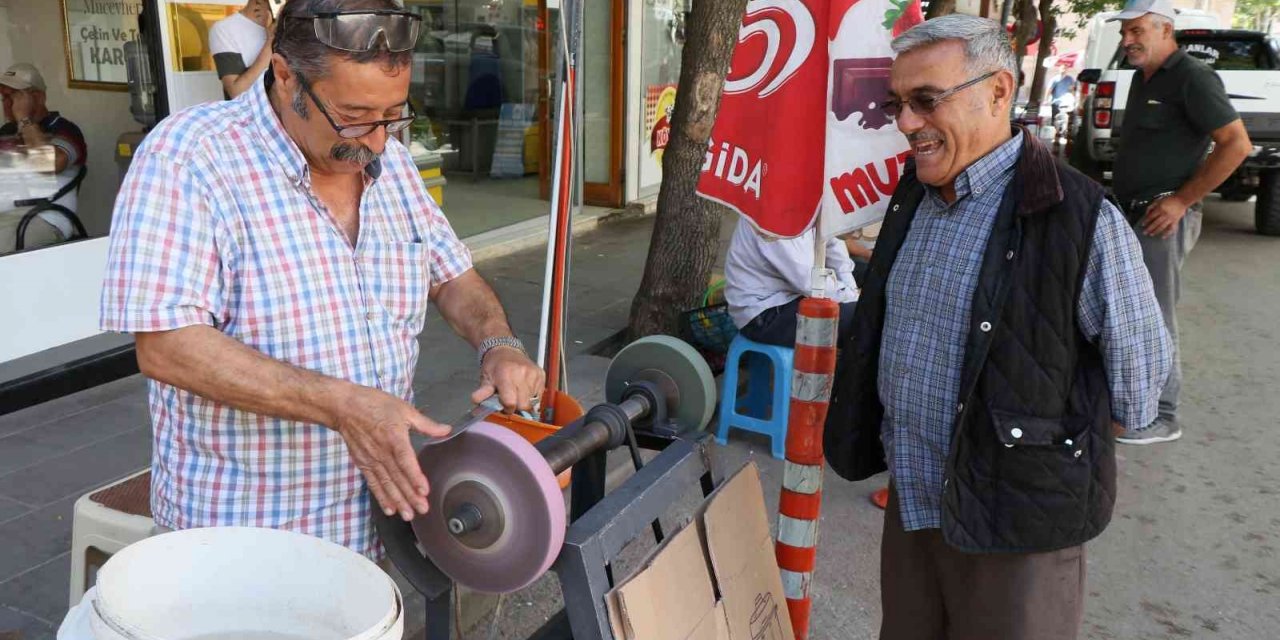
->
[697,0,922,239]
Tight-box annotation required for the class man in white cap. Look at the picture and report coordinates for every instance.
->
[1108,0,1251,445]
[0,63,88,246]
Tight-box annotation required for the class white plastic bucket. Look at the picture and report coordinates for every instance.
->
[85,527,402,640]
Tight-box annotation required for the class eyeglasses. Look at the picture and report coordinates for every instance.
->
[881,71,999,119]
[289,10,422,53]
[297,72,416,139]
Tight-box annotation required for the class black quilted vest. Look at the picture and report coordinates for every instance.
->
[825,129,1116,553]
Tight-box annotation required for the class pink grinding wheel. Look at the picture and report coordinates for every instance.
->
[412,421,566,593]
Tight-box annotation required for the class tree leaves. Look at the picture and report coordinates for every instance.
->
[883,0,914,30]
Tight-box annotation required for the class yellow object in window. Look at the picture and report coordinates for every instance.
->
[166,3,235,72]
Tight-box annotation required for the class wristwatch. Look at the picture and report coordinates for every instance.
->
[477,336,526,367]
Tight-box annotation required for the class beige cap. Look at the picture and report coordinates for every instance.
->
[0,63,47,92]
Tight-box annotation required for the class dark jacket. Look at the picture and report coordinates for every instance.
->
[824,129,1116,553]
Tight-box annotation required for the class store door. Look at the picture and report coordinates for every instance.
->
[539,0,624,208]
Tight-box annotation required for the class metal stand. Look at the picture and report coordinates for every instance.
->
[540,434,720,640]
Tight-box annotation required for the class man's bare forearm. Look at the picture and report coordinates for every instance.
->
[135,325,354,429]
[430,269,515,348]
[226,47,273,98]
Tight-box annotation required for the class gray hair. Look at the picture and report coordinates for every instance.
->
[272,0,412,115]
[1147,13,1174,33]
[891,14,1018,79]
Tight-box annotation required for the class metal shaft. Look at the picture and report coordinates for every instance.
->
[447,503,483,536]
[446,395,651,541]
[536,395,650,474]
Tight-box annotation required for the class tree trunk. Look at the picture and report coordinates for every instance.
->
[626,0,748,340]
[1011,0,1038,97]
[1025,0,1055,115]
[926,0,957,19]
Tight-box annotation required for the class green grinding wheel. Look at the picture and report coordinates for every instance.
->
[605,335,717,432]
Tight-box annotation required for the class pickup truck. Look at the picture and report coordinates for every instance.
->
[1078,29,1280,235]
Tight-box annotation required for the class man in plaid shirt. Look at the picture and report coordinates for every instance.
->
[99,0,543,559]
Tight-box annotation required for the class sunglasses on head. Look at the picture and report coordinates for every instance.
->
[287,10,422,53]
[881,71,998,119]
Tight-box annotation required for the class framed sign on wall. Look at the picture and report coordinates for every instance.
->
[59,0,145,91]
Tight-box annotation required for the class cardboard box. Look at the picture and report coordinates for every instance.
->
[606,463,792,640]
[686,602,730,640]
[609,522,717,639]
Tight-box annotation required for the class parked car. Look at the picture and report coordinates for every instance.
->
[1077,29,1280,235]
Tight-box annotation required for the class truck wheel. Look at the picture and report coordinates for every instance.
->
[1258,170,1280,236]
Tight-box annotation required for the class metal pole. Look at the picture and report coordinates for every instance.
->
[776,296,838,639]
[538,0,579,412]
[780,214,837,638]
[537,79,569,371]
[808,216,831,300]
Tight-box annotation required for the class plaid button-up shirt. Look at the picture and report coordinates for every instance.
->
[100,79,472,558]
[881,132,1171,532]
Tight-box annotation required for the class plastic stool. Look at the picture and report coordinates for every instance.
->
[716,335,794,459]
[69,468,155,606]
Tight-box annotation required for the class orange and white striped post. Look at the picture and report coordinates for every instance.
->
[775,295,839,639]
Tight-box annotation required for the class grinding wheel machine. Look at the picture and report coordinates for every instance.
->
[375,335,726,639]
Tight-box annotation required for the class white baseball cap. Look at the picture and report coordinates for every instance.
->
[1107,0,1177,22]
[0,63,46,92]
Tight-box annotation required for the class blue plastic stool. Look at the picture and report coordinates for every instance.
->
[716,335,794,459]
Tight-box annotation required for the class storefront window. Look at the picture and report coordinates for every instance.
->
[401,0,550,238]
[0,0,144,256]
[636,0,684,197]
[0,0,622,257]
[164,3,237,72]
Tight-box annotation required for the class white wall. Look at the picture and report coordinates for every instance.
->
[0,238,110,362]
[0,0,141,238]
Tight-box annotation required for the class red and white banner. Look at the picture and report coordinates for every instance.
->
[697,0,923,239]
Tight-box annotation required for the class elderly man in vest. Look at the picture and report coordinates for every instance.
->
[824,16,1172,639]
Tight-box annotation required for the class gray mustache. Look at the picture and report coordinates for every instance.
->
[908,133,943,144]
[332,143,378,166]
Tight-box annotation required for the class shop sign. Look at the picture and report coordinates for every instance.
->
[59,0,144,91]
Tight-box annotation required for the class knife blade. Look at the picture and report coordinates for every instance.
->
[423,395,504,446]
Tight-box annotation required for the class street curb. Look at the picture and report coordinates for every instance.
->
[463,194,660,266]
[465,207,618,265]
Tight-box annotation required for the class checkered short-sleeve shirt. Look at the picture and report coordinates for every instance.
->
[100,79,473,558]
